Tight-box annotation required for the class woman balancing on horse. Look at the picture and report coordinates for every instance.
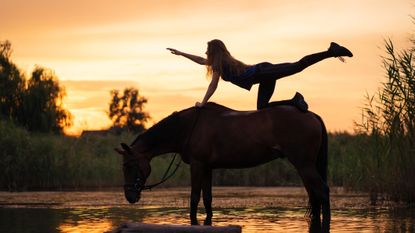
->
[115,40,353,232]
[167,39,353,111]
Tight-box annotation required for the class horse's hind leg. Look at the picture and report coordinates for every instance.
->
[202,168,213,225]
[297,166,330,233]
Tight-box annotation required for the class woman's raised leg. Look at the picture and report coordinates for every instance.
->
[254,42,352,110]
[254,42,353,82]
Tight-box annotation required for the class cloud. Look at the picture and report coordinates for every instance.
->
[62,80,139,92]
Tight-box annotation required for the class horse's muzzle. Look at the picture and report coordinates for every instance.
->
[124,189,141,204]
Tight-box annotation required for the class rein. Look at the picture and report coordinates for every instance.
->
[142,153,181,190]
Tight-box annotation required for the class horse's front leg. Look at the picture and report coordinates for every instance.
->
[190,163,203,225]
[202,168,213,225]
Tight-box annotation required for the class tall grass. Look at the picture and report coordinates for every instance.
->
[0,120,130,190]
[351,39,415,202]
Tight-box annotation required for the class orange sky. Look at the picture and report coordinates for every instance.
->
[1,0,413,135]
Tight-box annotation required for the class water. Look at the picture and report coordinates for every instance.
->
[0,187,414,233]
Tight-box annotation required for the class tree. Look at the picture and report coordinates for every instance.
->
[0,40,25,120]
[108,87,150,133]
[0,40,72,134]
[19,67,72,133]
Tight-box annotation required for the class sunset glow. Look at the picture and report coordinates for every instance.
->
[2,0,413,135]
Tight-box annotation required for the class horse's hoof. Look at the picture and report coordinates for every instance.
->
[191,220,199,225]
[204,220,212,226]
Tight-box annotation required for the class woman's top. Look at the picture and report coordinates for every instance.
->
[221,62,273,90]
[221,64,257,90]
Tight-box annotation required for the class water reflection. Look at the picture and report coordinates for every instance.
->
[0,206,414,233]
[59,221,112,233]
[58,208,114,233]
[0,189,414,233]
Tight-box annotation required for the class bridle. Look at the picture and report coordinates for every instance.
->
[123,159,146,193]
[123,153,181,192]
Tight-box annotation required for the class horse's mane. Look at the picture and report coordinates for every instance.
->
[130,111,181,147]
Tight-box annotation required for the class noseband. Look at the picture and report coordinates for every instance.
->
[123,154,181,192]
[123,160,146,193]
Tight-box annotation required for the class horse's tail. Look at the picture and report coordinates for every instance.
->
[315,114,328,184]
[314,113,331,232]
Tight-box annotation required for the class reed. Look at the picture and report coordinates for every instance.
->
[350,39,415,202]
[0,120,131,190]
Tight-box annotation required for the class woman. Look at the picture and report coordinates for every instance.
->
[167,39,352,111]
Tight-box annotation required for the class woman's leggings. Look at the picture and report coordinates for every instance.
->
[254,51,331,109]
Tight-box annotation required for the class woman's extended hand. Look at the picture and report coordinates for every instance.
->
[167,48,183,56]
[167,48,206,65]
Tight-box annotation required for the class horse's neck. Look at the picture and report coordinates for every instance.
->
[144,109,199,159]
[138,136,181,160]
[135,121,187,159]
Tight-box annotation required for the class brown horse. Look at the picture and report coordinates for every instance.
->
[115,102,330,233]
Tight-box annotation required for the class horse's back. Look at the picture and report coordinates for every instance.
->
[203,102,321,131]
[203,102,253,114]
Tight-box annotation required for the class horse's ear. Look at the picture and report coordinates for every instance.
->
[121,143,132,154]
[114,148,125,155]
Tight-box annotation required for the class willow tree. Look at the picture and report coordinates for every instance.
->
[18,67,72,133]
[0,40,25,120]
[0,40,72,133]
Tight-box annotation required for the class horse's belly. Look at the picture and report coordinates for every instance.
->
[210,145,281,169]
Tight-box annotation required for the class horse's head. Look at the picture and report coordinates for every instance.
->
[115,143,151,204]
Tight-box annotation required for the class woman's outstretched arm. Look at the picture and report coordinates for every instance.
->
[196,71,220,107]
[167,48,207,65]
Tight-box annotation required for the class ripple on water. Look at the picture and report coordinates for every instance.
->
[0,188,414,233]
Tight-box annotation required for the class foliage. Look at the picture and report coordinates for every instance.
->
[0,119,125,191]
[108,87,150,133]
[19,67,72,133]
[0,40,72,134]
[0,40,25,120]
[0,119,31,190]
[353,38,415,202]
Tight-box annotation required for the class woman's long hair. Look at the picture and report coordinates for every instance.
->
[206,39,248,78]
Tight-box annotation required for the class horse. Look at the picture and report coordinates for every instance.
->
[115,102,330,233]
